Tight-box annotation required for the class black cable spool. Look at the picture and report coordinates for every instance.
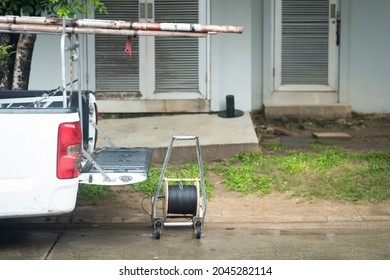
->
[167,185,198,215]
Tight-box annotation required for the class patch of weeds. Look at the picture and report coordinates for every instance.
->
[278,152,309,174]
[311,146,347,172]
[223,165,273,196]
[132,163,215,199]
[78,184,117,200]
[214,149,390,203]
[219,152,273,196]
[132,167,161,196]
[308,169,386,203]
[261,141,284,151]
[300,151,390,203]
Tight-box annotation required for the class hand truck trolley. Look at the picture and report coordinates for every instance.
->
[151,136,207,239]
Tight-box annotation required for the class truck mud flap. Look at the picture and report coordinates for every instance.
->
[79,147,152,185]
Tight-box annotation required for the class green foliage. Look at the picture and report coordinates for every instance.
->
[0,0,107,17]
[278,152,309,174]
[132,167,161,197]
[311,147,347,172]
[0,0,22,15]
[78,184,117,200]
[133,163,215,199]
[51,0,107,17]
[212,149,390,203]
[261,141,284,151]
[1,0,55,16]
[0,45,15,65]
[222,152,273,196]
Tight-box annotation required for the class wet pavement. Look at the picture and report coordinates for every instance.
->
[1,222,389,260]
[1,194,389,260]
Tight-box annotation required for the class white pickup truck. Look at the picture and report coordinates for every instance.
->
[0,15,242,220]
[0,89,152,219]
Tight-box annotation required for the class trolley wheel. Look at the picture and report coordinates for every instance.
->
[154,222,162,240]
[195,221,202,239]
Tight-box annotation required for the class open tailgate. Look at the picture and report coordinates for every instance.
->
[79,147,152,185]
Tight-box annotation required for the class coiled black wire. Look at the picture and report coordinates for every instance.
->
[167,185,198,215]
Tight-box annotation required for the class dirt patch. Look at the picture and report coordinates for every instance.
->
[251,111,390,152]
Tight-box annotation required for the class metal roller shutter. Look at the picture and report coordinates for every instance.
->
[154,0,199,92]
[95,0,139,92]
[281,0,329,85]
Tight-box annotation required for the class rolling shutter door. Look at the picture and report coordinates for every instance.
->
[281,0,329,85]
[95,0,139,92]
[154,0,199,92]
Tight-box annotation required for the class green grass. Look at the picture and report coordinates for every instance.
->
[80,146,390,204]
[221,152,274,196]
[78,184,118,200]
[210,146,390,203]
[132,163,215,199]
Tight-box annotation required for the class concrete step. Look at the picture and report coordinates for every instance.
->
[95,113,260,164]
[265,104,351,120]
[312,132,352,140]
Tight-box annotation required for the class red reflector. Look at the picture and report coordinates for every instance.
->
[57,122,82,179]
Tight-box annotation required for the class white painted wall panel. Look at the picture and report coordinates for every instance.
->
[210,0,253,112]
[344,0,390,113]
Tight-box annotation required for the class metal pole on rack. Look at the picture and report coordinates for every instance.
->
[60,17,67,108]
[76,33,84,149]
[0,16,244,34]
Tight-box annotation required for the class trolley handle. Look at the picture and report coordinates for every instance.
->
[172,135,198,141]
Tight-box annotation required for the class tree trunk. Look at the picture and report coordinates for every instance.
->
[12,33,36,90]
[0,33,18,90]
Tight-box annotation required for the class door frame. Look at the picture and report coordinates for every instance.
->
[274,0,339,93]
[139,0,209,100]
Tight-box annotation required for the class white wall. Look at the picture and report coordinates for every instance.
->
[29,35,65,90]
[344,0,390,113]
[251,0,263,111]
[29,33,90,92]
[210,0,254,112]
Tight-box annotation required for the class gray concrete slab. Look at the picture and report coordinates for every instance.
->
[0,224,64,260]
[96,113,259,163]
[44,226,390,260]
[1,221,389,260]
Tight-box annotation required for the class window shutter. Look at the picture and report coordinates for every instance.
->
[95,0,139,92]
[281,0,329,85]
[154,0,199,92]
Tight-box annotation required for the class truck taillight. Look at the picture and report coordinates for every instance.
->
[57,122,82,179]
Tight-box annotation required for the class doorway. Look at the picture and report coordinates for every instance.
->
[274,0,339,102]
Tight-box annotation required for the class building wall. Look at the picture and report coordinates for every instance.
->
[343,0,390,113]
[28,0,390,114]
[251,0,263,111]
[210,0,255,112]
[29,35,64,90]
[29,34,90,92]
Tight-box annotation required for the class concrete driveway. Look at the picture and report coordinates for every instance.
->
[1,221,389,260]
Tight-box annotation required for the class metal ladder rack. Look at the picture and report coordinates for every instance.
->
[57,17,152,186]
